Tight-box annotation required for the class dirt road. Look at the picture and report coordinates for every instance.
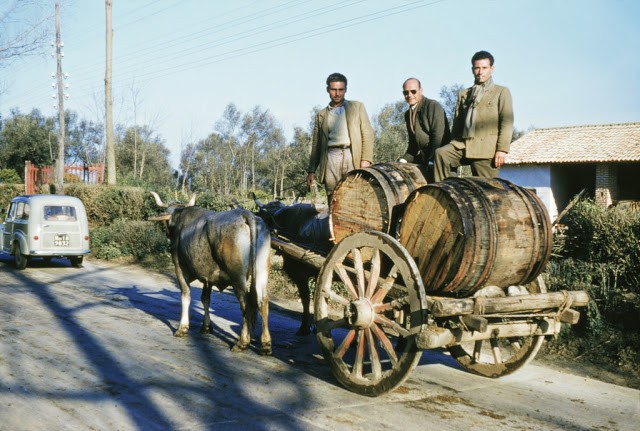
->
[1,256,638,430]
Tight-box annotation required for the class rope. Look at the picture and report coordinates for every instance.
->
[556,290,573,320]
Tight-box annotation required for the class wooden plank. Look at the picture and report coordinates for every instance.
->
[270,236,325,271]
[430,290,590,317]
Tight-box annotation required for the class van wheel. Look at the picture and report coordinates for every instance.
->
[15,243,28,270]
[70,256,83,268]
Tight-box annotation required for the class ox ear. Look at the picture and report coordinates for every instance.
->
[148,214,172,221]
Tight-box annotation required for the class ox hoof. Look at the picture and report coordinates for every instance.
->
[260,343,273,356]
[295,325,312,336]
[200,325,213,335]
[174,327,189,337]
[231,343,248,353]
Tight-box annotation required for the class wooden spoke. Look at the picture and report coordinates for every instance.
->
[373,313,411,337]
[351,248,366,298]
[335,263,359,300]
[371,265,398,304]
[365,249,381,299]
[352,330,365,378]
[334,329,356,359]
[370,322,398,365]
[366,328,382,380]
[326,290,350,307]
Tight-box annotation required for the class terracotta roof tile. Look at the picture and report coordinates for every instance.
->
[504,122,640,164]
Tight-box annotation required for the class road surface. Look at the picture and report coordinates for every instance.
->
[0,256,638,430]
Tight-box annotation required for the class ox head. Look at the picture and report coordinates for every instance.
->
[252,193,329,239]
[148,191,196,234]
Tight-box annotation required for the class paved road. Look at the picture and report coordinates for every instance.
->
[1,256,638,431]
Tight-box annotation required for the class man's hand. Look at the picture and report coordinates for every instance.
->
[360,160,371,168]
[493,151,507,168]
[306,172,315,188]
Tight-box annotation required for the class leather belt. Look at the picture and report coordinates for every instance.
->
[328,145,350,149]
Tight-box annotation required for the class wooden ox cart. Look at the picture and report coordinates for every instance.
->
[270,163,588,397]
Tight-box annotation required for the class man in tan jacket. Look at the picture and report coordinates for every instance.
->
[307,73,374,203]
[434,51,513,181]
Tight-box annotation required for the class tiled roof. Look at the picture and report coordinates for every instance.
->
[504,122,640,164]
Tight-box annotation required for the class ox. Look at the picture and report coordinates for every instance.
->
[254,195,331,336]
[150,192,272,355]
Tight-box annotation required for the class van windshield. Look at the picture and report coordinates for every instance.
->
[44,205,77,221]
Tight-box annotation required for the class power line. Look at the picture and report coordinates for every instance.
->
[5,0,446,114]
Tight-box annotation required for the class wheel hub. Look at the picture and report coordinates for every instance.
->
[344,299,375,328]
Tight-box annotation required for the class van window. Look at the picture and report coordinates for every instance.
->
[15,202,30,220]
[44,205,77,221]
[7,202,16,220]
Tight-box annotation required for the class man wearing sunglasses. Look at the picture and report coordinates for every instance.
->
[398,78,450,181]
[434,50,513,182]
[307,72,374,204]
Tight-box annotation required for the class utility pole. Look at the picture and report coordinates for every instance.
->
[54,0,65,194]
[105,0,116,185]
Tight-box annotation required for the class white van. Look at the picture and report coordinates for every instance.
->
[0,195,91,269]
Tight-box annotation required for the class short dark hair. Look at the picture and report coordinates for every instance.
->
[471,50,494,66]
[326,73,347,87]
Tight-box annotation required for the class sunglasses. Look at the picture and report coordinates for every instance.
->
[402,89,418,96]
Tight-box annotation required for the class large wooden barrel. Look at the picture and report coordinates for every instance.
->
[398,177,553,297]
[330,162,427,244]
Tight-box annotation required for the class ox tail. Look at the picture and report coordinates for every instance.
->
[244,210,269,332]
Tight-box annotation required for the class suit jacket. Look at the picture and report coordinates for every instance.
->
[451,84,514,159]
[401,97,450,164]
[307,100,374,183]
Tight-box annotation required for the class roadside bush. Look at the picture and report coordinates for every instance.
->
[560,199,640,293]
[66,184,158,227]
[543,199,640,385]
[91,219,170,267]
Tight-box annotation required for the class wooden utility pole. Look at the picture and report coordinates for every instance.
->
[105,0,116,185]
[54,1,65,194]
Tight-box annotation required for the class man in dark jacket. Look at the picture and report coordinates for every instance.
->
[398,77,450,181]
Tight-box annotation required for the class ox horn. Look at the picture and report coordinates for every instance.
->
[150,191,168,208]
[252,192,265,208]
[186,193,196,207]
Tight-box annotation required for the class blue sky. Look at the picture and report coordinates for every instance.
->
[1,0,639,168]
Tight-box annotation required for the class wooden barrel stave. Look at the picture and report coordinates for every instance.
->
[330,162,427,244]
[399,177,552,296]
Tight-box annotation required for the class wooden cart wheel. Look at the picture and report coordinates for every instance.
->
[314,231,428,397]
[447,276,547,377]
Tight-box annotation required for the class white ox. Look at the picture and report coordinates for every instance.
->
[150,192,272,355]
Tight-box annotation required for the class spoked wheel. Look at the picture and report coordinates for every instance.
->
[14,243,29,270]
[447,276,547,377]
[314,231,428,397]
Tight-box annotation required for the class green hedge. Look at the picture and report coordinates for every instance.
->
[0,184,26,212]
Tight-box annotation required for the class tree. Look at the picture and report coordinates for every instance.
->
[241,106,285,194]
[115,125,172,188]
[0,109,56,178]
[0,1,52,67]
[372,101,407,163]
[65,113,104,166]
[439,83,464,126]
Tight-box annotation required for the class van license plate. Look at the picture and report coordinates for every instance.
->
[54,234,69,247]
